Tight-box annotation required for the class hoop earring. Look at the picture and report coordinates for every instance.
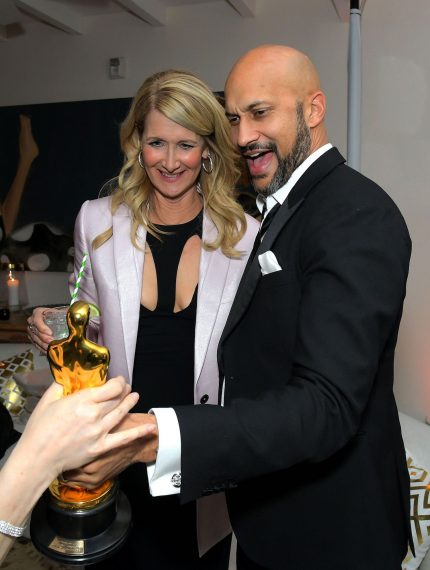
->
[138,151,145,169]
[202,152,214,174]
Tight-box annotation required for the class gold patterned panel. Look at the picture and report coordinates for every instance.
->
[402,455,430,569]
[0,350,34,417]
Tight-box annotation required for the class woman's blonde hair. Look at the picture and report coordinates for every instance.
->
[93,69,246,257]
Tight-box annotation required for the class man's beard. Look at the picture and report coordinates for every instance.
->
[247,103,311,198]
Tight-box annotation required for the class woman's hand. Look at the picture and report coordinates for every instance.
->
[0,376,156,560]
[62,413,159,487]
[16,376,156,482]
[27,306,53,354]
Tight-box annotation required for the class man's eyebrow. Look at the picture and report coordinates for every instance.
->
[225,100,271,116]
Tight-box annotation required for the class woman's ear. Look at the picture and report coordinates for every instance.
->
[307,91,326,128]
[202,148,210,159]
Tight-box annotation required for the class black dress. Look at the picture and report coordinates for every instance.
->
[94,211,230,569]
[0,403,19,460]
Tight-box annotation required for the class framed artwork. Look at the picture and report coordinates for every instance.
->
[0,98,132,271]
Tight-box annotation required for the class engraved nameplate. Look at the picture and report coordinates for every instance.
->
[49,536,85,555]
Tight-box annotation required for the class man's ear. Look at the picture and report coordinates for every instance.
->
[307,91,326,128]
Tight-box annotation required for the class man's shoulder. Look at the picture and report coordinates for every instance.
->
[308,161,411,244]
[320,160,402,212]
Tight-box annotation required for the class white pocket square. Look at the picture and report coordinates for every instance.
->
[258,251,282,275]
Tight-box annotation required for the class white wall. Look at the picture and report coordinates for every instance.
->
[0,0,348,140]
[1,0,429,419]
[360,0,430,420]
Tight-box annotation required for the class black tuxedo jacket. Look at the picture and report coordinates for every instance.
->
[175,148,412,569]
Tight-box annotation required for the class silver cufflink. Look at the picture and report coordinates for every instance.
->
[171,473,181,488]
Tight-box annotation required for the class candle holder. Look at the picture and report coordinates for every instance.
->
[6,263,20,311]
[30,301,132,565]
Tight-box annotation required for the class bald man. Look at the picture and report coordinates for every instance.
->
[175,45,410,568]
[71,46,412,569]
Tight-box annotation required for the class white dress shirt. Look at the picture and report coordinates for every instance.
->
[148,143,333,496]
[256,143,333,219]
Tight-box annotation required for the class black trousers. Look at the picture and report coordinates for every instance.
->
[236,544,268,570]
[91,530,231,570]
[91,463,231,570]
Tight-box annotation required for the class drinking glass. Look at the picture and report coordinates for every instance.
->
[42,306,69,340]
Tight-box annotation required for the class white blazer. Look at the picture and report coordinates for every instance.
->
[71,196,259,555]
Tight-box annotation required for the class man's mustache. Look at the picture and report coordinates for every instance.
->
[238,142,277,155]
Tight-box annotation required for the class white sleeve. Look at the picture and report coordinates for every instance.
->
[146,407,182,496]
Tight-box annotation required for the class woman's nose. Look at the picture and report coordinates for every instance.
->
[163,148,180,171]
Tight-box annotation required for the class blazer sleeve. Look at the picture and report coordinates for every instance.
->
[174,185,411,503]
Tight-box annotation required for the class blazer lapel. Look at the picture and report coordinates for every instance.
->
[219,147,346,348]
[194,213,230,384]
[112,206,145,382]
[112,208,230,385]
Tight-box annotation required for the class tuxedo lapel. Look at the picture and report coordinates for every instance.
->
[219,147,345,349]
[194,214,230,383]
[219,198,304,348]
[287,146,345,208]
[112,207,145,382]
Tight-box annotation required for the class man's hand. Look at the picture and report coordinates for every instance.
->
[62,413,159,487]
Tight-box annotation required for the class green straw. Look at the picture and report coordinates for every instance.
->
[70,252,88,305]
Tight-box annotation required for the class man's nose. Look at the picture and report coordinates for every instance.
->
[234,119,259,149]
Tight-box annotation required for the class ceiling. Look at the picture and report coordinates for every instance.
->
[0,0,367,39]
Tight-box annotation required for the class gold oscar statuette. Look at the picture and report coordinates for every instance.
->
[30,301,132,565]
[47,300,112,507]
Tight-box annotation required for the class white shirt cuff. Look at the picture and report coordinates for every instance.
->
[146,407,182,496]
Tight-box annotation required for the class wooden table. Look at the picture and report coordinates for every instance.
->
[0,311,29,343]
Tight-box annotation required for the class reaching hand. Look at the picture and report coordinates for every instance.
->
[62,412,159,488]
[16,377,156,484]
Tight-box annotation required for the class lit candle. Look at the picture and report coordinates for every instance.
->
[7,277,20,307]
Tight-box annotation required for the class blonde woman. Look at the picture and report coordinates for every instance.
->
[29,70,258,569]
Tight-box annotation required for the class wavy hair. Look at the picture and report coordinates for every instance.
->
[93,69,246,257]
